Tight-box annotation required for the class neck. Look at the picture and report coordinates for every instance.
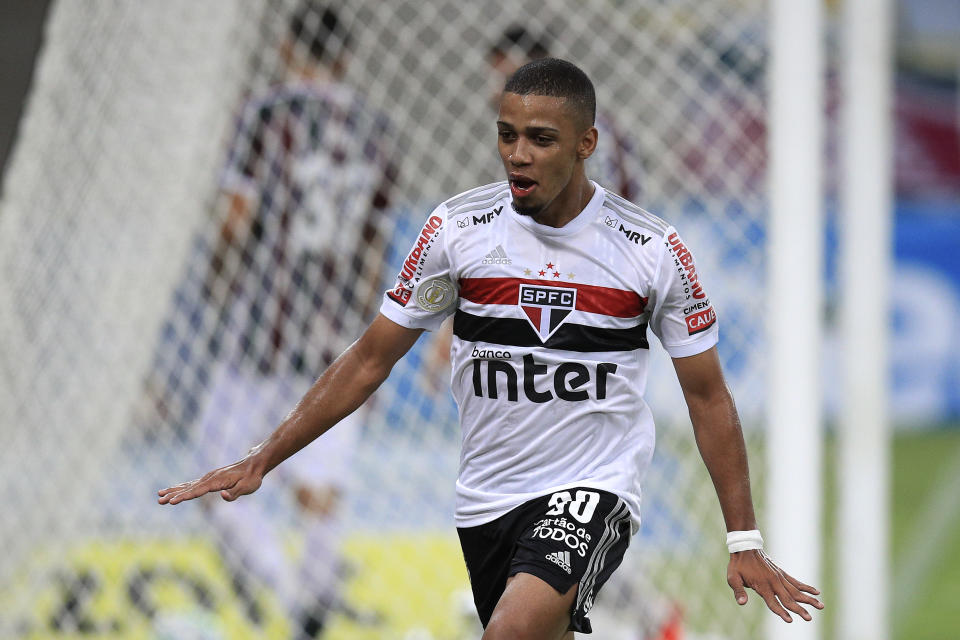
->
[531,174,595,228]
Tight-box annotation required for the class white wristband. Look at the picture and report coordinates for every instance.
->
[726,529,764,553]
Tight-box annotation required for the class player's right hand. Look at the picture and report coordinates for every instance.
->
[158,457,263,505]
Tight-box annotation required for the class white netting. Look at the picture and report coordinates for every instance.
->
[0,1,768,638]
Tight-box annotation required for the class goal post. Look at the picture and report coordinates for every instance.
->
[1,2,784,638]
[766,0,825,639]
[838,1,894,638]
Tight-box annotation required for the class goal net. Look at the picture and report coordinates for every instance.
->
[0,1,768,638]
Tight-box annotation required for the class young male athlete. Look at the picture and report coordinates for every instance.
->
[160,58,823,638]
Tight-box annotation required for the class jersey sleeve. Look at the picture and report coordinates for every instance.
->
[379,205,457,332]
[648,226,719,357]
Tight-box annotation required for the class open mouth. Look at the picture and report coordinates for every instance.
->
[510,176,537,197]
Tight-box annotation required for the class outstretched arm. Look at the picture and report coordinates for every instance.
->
[158,314,423,505]
[672,346,824,622]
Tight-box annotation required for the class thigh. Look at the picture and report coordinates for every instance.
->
[458,516,515,628]
[482,572,576,640]
[510,488,633,634]
[459,488,633,634]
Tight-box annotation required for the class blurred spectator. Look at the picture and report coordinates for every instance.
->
[894,72,960,200]
[154,2,394,637]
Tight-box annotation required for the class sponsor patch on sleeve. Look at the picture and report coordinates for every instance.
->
[387,213,446,308]
[666,231,707,301]
[387,284,412,307]
[685,306,716,335]
[666,230,718,335]
[414,274,457,312]
[397,214,444,283]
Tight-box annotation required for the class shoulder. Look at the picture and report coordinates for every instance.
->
[596,189,672,259]
[600,191,670,237]
[232,85,310,132]
[442,182,510,218]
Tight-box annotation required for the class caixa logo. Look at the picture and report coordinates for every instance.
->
[471,354,617,403]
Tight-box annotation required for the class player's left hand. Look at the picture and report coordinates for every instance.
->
[726,549,824,622]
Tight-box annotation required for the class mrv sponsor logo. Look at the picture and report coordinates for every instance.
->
[473,205,503,225]
[604,216,651,246]
[519,284,576,342]
[618,223,652,246]
[471,355,617,403]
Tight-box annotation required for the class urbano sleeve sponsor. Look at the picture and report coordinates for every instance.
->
[648,226,719,357]
[379,205,456,331]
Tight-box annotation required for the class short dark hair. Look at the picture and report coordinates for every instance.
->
[503,58,596,128]
[490,26,550,60]
[289,2,350,64]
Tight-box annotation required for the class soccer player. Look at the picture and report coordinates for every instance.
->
[160,58,823,638]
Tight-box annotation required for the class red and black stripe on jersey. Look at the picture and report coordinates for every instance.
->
[454,277,650,352]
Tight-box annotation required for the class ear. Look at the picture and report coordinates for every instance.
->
[577,126,598,161]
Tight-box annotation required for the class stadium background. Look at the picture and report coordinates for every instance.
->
[0,1,957,639]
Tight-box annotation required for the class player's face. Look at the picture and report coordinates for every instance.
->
[497,92,595,219]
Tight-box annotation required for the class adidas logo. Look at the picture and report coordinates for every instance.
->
[545,550,572,574]
[481,244,512,265]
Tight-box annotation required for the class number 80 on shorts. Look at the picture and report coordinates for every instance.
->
[544,490,600,522]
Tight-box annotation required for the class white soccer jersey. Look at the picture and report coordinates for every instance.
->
[380,181,719,529]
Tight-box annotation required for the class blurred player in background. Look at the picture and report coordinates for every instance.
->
[193,2,393,637]
[161,58,821,638]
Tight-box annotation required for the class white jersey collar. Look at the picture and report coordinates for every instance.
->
[507,180,604,237]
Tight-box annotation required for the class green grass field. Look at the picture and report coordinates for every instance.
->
[822,426,960,640]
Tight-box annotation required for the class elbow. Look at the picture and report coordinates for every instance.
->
[350,342,393,393]
[685,384,738,424]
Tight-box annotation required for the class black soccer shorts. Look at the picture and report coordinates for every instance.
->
[457,487,633,634]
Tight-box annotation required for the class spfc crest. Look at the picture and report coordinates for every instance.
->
[519,284,577,342]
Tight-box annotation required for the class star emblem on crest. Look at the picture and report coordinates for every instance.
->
[517,261,578,342]
[527,261,574,282]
